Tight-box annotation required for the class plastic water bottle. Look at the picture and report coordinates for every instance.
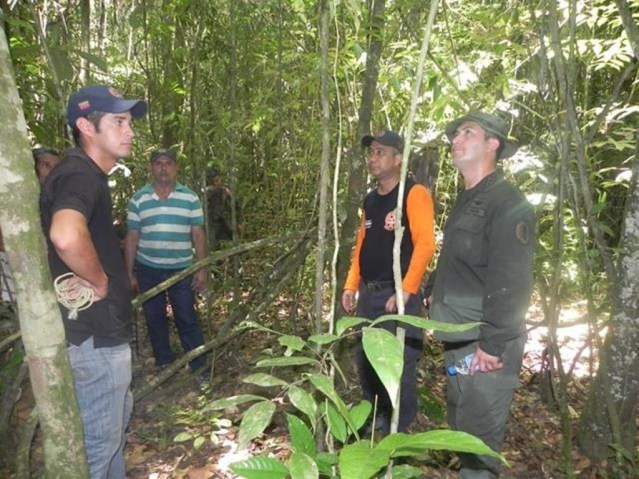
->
[446,353,477,376]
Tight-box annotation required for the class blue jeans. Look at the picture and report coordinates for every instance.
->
[68,337,132,479]
[353,283,424,433]
[136,262,206,371]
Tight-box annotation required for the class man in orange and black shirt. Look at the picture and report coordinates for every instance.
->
[342,130,436,434]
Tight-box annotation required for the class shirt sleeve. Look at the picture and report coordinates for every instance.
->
[49,168,98,220]
[479,195,535,356]
[402,185,436,294]
[344,215,366,291]
[190,194,205,227]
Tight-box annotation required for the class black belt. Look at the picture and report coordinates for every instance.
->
[363,280,395,291]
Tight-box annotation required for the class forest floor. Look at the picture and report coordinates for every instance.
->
[119,301,604,479]
[2,287,627,479]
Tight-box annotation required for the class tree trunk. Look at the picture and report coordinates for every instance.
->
[578,140,639,463]
[335,0,386,293]
[0,25,88,478]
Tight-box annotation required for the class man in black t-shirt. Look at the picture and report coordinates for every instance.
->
[40,85,146,478]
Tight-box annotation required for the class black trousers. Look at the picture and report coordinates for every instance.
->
[353,283,424,433]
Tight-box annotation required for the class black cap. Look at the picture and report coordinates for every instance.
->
[67,85,147,127]
[445,111,518,159]
[149,149,177,163]
[362,129,404,152]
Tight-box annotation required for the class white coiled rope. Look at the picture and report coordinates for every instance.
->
[53,272,95,320]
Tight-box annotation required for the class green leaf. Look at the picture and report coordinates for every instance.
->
[376,430,506,462]
[230,456,289,479]
[238,401,276,450]
[72,49,109,72]
[371,314,480,333]
[256,357,317,368]
[418,386,444,423]
[307,374,358,436]
[204,394,266,411]
[362,328,403,409]
[243,373,288,388]
[49,47,74,83]
[193,435,206,449]
[390,464,424,479]
[288,451,319,479]
[336,317,370,336]
[287,414,316,457]
[173,431,193,442]
[279,335,307,355]
[287,385,317,430]
[315,452,338,476]
[324,402,347,443]
[339,442,390,479]
[349,400,372,431]
[307,333,339,346]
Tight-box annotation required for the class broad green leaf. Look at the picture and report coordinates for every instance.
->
[230,456,289,479]
[73,50,109,73]
[324,402,347,443]
[390,464,423,479]
[287,385,317,430]
[243,373,288,388]
[376,430,506,463]
[204,394,266,411]
[371,314,479,333]
[287,414,316,457]
[307,374,357,435]
[256,357,317,368]
[362,328,403,409]
[173,431,193,442]
[315,452,338,476]
[193,436,206,449]
[49,47,73,82]
[350,400,372,431]
[336,317,370,336]
[288,451,319,479]
[238,401,276,450]
[339,441,390,479]
[307,333,339,346]
[279,335,307,355]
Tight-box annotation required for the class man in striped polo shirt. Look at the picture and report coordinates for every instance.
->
[124,149,207,373]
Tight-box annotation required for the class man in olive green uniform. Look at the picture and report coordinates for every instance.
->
[426,112,535,478]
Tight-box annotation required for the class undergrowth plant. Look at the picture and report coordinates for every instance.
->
[204,315,505,479]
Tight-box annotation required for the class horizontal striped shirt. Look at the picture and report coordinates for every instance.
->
[127,182,204,269]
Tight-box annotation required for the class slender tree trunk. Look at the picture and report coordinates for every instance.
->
[335,0,386,295]
[578,130,639,467]
[313,0,331,335]
[0,25,88,478]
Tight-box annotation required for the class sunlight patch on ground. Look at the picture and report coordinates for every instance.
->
[524,301,607,378]
[216,438,251,473]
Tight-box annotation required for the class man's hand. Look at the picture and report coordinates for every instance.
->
[469,347,503,375]
[342,290,357,313]
[192,269,207,292]
[63,274,108,301]
[128,272,139,295]
[384,290,411,313]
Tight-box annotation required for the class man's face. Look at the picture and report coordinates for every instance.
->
[151,155,179,185]
[366,140,401,180]
[450,121,499,166]
[211,175,222,188]
[36,153,60,184]
[90,111,135,161]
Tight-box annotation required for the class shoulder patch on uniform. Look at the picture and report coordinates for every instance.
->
[515,221,530,244]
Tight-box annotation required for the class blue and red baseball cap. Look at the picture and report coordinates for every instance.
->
[66,85,147,127]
